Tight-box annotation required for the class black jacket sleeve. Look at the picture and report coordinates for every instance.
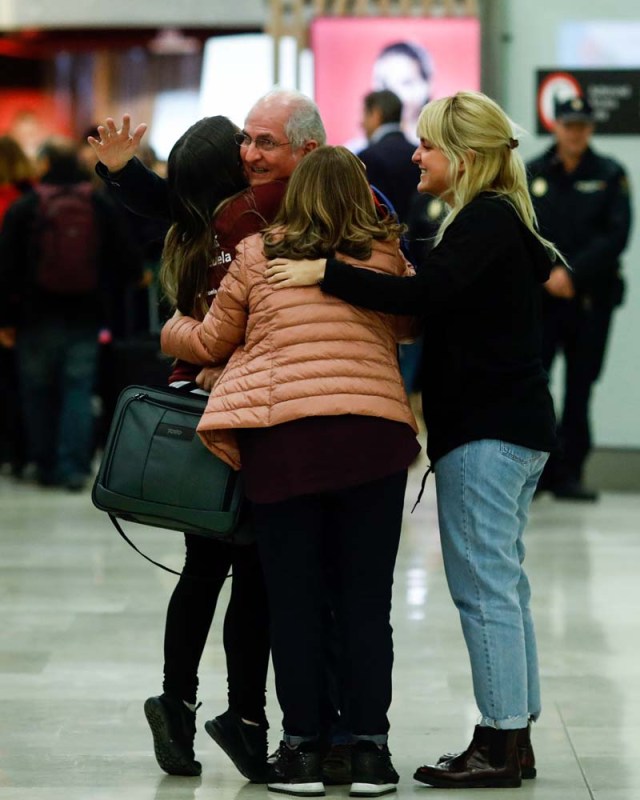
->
[93,192,145,289]
[322,199,512,315]
[570,168,632,293]
[95,158,171,222]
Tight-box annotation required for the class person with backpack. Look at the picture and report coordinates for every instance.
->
[0,136,143,491]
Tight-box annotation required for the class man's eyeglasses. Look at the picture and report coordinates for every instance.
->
[234,132,291,152]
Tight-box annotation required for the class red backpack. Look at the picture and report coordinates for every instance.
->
[33,182,99,294]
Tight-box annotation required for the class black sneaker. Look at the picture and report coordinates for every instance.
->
[204,709,268,782]
[350,741,399,797]
[322,743,353,785]
[143,694,201,776]
[267,741,325,797]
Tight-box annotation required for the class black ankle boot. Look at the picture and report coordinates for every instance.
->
[436,720,536,779]
[516,722,536,779]
[414,725,522,789]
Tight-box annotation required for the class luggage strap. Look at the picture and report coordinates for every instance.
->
[108,514,182,575]
[411,464,433,513]
[107,515,234,581]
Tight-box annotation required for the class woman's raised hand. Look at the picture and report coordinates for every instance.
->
[265,258,327,288]
[87,114,148,174]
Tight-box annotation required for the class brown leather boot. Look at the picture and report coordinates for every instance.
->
[436,720,536,779]
[413,725,522,789]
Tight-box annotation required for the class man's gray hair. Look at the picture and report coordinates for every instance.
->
[259,89,327,149]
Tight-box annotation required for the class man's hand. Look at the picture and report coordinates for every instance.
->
[0,327,16,348]
[265,258,327,288]
[87,114,148,174]
[544,265,575,299]
[195,366,224,392]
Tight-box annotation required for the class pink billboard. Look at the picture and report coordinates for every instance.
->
[311,17,481,147]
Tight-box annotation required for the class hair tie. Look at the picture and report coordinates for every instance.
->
[508,137,519,150]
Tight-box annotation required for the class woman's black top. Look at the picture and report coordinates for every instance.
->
[322,193,558,465]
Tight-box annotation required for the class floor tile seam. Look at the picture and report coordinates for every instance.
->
[556,701,596,800]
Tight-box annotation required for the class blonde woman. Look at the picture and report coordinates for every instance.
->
[265,91,560,789]
[162,145,420,797]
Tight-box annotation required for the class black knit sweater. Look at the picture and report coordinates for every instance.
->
[322,193,558,464]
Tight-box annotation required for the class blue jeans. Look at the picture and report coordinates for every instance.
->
[435,439,548,729]
[17,319,98,483]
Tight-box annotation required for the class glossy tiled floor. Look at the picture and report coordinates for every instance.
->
[1,454,638,800]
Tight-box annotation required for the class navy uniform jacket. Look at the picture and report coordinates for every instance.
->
[527,145,632,301]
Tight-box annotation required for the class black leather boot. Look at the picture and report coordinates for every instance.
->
[413,725,522,789]
[517,723,536,779]
[436,720,536,779]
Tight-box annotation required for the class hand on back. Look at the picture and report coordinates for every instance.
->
[87,114,148,174]
[265,258,326,288]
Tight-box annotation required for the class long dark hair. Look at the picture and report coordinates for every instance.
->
[159,116,248,317]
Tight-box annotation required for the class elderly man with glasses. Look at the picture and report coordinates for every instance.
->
[89,90,325,214]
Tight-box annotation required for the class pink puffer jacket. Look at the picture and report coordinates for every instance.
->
[161,233,418,469]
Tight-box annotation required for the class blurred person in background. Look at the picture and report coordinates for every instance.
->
[8,109,47,161]
[0,137,142,491]
[357,89,437,400]
[527,97,633,502]
[358,89,420,225]
[0,135,35,478]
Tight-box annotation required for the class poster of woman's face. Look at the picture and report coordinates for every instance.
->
[311,17,481,146]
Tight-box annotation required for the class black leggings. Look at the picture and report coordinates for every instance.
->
[162,533,270,723]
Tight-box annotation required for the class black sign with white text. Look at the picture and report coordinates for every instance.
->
[536,69,640,134]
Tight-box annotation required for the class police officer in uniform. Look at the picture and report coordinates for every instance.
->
[528,97,632,501]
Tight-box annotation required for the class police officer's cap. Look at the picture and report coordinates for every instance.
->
[554,96,594,124]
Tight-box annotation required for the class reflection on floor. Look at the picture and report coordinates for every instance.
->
[1,457,638,800]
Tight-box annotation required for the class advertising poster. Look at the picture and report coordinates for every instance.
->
[311,17,481,148]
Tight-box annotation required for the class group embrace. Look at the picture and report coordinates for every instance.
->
[90,87,558,796]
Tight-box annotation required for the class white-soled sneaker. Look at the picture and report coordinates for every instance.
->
[267,741,325,797]
[350,741,398,797]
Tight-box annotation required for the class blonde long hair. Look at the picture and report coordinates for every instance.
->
[419,91,561,261]
[263,145,405,261]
